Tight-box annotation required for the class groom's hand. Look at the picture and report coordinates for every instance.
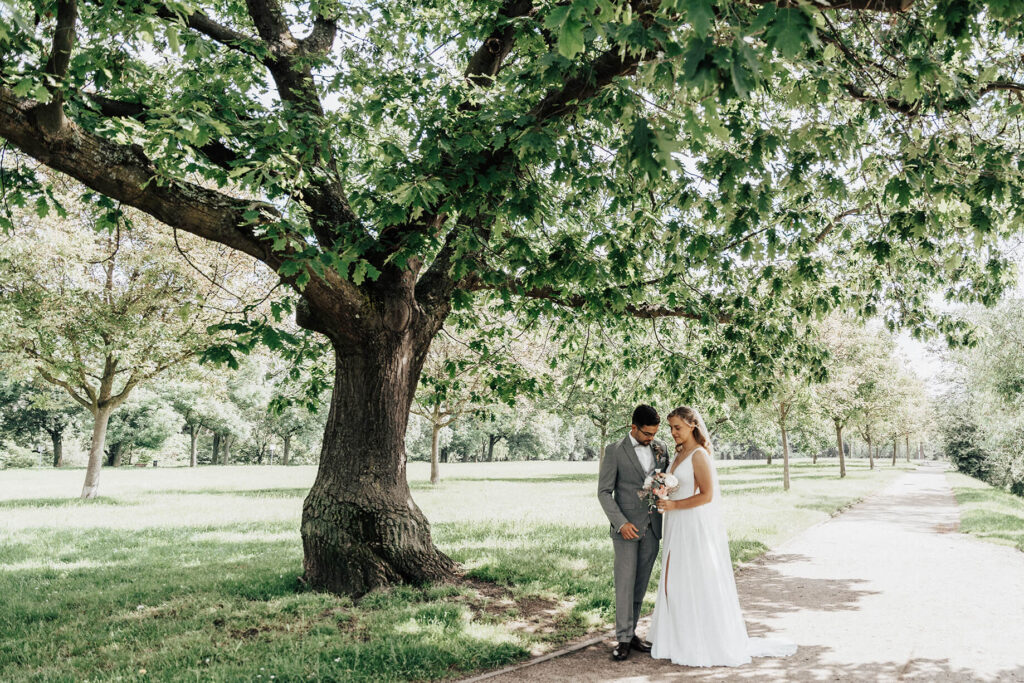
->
[619,523,639,540]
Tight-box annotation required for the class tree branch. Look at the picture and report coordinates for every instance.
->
[36,0,78,136]
[0,84,365,330]
[80,92,241,170]
[465,0,534,87]
[35,366,94,412]
[980,81,1024,96]
[299,16,337,56]
[843,83,919,116]
[150,1,264,57]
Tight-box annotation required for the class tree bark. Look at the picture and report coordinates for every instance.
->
[49,429,64,468]
[905,434,911,462]
[430,421,441,485]
[835,419,846,478]
[82,406,114,498]
[781,422,791,491]
[223,434,234,463]
[892,439,897,466]
[300,341,457,597]
[599,425,609,464]
[867,435,874,470]
[189,424,199,467]
[283,433,292,465]
[212,432,221,464]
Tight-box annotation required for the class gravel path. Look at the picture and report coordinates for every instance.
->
[468,463,1024,682]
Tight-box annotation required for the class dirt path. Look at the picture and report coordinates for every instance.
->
[467,463,1024,682]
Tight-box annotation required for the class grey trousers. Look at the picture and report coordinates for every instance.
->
[611,527,660,642]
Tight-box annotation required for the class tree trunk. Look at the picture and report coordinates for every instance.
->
[835,420,846,478]
[81,406,114,498]
[892,439,897,466]
[767,446,773,466]
[867,435,874,470]
[212,432,220,463]
[106,442,124,467]
[599,425,609,464]
[49,429,64,468]
[905,434,911,462]
[781,422,790,492]
[487,434,498,462]
[189,424,198,467]
[919,442,924,460]
[222,434,232,465]
[283,433,292,465]
[300,342,457,597]
[430,421,441,485]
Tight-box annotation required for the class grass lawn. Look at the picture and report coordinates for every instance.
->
[0,457,910,681]
[947,471,1024,552]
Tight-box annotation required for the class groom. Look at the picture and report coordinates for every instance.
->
[597,404,670,661]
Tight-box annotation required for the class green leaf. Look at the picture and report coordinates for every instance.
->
[558,18,586,59]
[12,79,34,98]
[767,8,812,59]
[684,0,715,37]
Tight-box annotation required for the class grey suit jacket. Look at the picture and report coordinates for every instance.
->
[598,435,671,541]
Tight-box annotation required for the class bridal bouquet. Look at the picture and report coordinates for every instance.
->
[638,471,679,512]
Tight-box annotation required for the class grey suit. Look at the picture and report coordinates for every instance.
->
[598,434,671,643]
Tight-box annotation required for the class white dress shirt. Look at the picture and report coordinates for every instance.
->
[630,433,655,474]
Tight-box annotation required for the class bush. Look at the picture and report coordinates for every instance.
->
[942,421,991,482]
[0,442,40,469]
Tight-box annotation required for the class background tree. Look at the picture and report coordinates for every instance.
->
[0,378,84,467]
[941,298,1024,495]
[3,0,1021,595]
[769,374,814,491]
[163,377,229,467]
[103,391,179,466]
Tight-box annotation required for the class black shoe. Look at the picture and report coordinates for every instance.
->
[630,636,652,653]
[612,641,631,661]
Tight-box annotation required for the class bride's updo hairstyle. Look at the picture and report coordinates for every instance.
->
[668,406,710,452]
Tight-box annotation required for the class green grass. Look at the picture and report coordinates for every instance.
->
[948,471,1024,552]
[0,458,908,681]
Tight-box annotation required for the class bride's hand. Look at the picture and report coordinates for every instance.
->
[656,499,674,512]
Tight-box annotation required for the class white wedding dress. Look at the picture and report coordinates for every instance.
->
[648,447,797,666]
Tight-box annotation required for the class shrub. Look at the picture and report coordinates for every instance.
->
[0,442,40,469]
[942,421,991,482]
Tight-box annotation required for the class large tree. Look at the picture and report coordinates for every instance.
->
[2,0,1022,595]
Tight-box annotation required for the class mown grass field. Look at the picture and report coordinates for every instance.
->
[948,471,1024,552]
[0,458,910,681]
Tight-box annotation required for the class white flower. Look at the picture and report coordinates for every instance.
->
[642,475,654,489]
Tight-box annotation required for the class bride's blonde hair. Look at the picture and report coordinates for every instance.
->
[668,406,710,452]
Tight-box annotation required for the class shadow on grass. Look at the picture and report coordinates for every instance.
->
[158,487,309,498]
[954,488,1013,505]
[412,473,597,486]
[796,496,862,514]
[0,496,131,509]
[0,518,611,681]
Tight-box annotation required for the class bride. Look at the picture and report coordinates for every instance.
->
[648,406,796,666]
